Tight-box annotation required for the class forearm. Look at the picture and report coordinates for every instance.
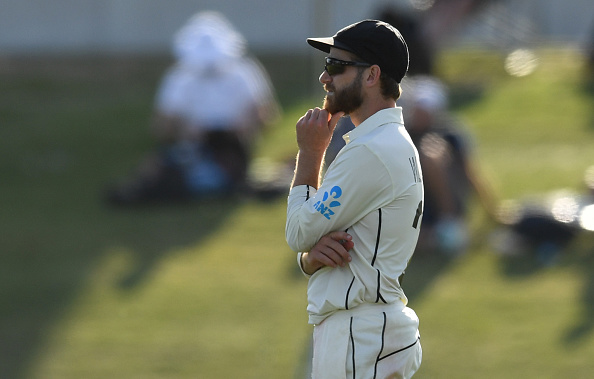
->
[290,150,325,189]
[297,231,354,277]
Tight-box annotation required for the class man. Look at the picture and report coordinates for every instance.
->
[285,20,424,378]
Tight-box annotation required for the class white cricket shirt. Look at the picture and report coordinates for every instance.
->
[286,107,424,325]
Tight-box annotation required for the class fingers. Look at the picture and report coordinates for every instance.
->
[296,108,334,154]
[329,111,345,131]
[310,245,347,268]
[299,107,324,121]
[326,230,354,250]
[300,108,343,131]
[309,233,353,268]
[327,230,351,243]
[342,239,355,251]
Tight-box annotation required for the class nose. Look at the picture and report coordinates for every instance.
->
[319,69,331,84]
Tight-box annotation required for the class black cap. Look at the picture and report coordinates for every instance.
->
[307,20,409,83]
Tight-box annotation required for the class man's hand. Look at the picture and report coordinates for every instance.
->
[301,231,354,275]
[296,108,344,155]
[291,109,344,189]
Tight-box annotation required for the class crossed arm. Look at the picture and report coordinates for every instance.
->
[299,231,354,275]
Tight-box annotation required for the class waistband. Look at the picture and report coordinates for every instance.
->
[328,301,407,322]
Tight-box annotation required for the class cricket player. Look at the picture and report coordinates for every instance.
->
[285,20,423,378]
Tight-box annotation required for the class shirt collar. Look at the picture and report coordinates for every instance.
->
[342,107,404,145]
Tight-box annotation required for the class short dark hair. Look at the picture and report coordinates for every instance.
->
[379,72,402,100]
[350,53,401,101]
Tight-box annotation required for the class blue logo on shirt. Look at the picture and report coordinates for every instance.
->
[313,185,342,220]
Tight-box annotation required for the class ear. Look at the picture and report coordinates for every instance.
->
[365,65,382,87]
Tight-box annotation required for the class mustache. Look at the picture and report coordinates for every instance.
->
[324,85,335,92]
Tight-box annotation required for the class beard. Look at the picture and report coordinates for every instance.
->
[323,69,364,115]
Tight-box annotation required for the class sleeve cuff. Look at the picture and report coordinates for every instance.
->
[288,184,317,203]
[297,252,312,278]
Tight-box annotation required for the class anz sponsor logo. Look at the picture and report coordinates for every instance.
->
[313,185,342,220]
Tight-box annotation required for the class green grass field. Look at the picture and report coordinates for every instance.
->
[1,48,594,378]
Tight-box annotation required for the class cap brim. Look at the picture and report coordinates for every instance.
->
[307,37,333,53]
[307,37,354,54]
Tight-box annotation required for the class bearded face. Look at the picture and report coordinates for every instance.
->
[323,68,364,115]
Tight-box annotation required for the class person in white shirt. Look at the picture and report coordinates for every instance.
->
[106,11,279,205]
[285,20,423,378]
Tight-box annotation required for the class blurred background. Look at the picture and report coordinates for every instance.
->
[1,0,594,378]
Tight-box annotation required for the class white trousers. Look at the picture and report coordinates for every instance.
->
[312,302,422,379]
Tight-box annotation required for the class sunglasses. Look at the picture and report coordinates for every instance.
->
[324,57,371,76]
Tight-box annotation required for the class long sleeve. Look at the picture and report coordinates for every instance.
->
[285,144,392,252]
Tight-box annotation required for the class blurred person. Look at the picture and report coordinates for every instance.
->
[403,75,497,256]
[106,11,280,205]
[490,166,594,265]
[414,0,496,52]
[376,5,436,76]
[286,20,422,378]
[376,0,498,77]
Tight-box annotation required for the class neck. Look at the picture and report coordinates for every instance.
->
[349,97,396,126]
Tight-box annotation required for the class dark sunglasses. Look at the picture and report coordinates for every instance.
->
[324,57,371,76]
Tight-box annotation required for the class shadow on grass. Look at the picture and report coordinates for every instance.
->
[0,55,248,378]
[561,237,594,346]
[107,199,244,290]
[0,194,241,379]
